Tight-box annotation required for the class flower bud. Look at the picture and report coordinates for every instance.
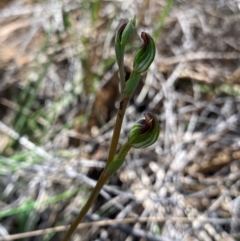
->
[115,17,136,63]
[128,112,160,149]
[115,16,136,47]
[133,32,156,74]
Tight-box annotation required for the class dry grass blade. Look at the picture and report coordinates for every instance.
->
[0,216,237,241]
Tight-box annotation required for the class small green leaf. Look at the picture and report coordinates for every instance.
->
[105,156,125,175]
[123,72,141,97]
[105,142,132,175]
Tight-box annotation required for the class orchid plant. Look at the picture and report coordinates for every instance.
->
[61,17,160,241]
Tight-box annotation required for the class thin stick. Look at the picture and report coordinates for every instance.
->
[0,217,234,241]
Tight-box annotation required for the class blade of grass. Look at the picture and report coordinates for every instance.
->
[0,189,81,219]
[13,61,51,135]
[0,152,45,174]
[153,0,175,42]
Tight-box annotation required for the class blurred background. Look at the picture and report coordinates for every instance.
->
[0,0,240,240]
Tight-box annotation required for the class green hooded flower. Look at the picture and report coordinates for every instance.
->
[115,16,136,47]
[133,32,156,74]
[115,17,136,63]
[128,112,160,148]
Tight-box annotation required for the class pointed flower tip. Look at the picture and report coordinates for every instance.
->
[131,16,136,27]
[140,32,150,50]
[115,17,136,47]
[133,32,156,74]
[117,23,128,36]
[128,112,160,149]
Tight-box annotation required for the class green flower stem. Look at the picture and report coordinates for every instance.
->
[61,172,110,241]
[105,96,129,167]
[61,97,129,241]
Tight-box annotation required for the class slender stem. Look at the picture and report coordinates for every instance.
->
[61,172,110,241]
[61,97,130,241]
[105,96,129,166]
